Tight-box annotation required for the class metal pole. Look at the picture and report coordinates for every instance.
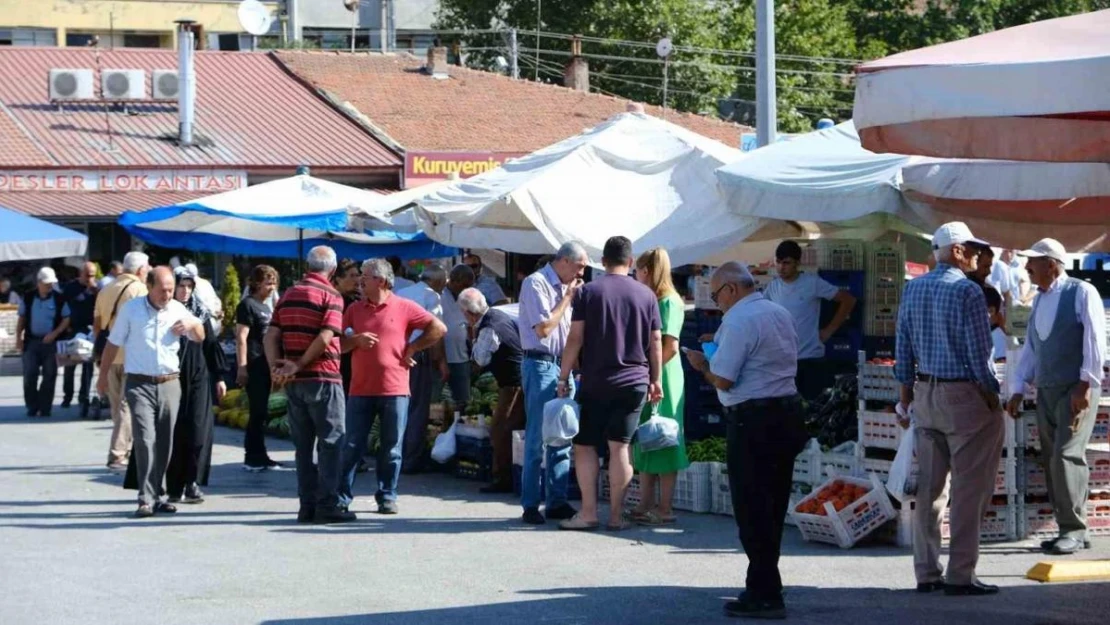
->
[380,0,387,53]
[351,3,357,53]
[662,57,669,118]
[755,0,777,147]
[509,28,519,80]
[534,0,541,80]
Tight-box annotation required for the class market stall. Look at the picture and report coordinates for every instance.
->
[0,205,88,262]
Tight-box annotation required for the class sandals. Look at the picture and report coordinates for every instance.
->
[606,519,632,532]
[558,513,600,532]
[629,509,677,526]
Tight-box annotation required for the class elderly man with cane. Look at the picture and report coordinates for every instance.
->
[1007,238,1106,555]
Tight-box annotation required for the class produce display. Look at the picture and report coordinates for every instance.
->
[215,388,290,439]
[794,480,870,516]
[685,437,726,463]
[805,373,859,448]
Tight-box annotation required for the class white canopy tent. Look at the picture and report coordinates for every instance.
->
[413,111,801,267]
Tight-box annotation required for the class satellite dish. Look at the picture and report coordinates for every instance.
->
[656,38,673,58]
[238,0,273,36]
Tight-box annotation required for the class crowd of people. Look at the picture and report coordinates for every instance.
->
[11,223,1106,619]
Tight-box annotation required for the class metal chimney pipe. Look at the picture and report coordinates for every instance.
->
[176,19,197,146]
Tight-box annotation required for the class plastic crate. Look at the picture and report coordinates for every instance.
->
[866,277,903,309]
[1023,408,1109,450]
[1021,498,1110,539]
[456,434,492,462]
[866,242,906,276]
[789,473,896,548]
[710,462,734,516]
[822,441,863,478]
[858,358,900,402]
[454,457,492,482]
[884,496,1017,545]
[859,409,904,451]
[792,439,824,485]
[1006,304,1032,339]
[811,240,865,271]
[599,469,647,508]
[864,455,1013,495]
[673,462,714,513]
[456,422,491,440]
[865,308,898,337]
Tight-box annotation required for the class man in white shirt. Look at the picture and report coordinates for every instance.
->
[1006,239,1106,555]
[97,266,205,518]
[442,264,476,405]
[762,241,856,400]
[684,262,808,620]
[396,263,449,473]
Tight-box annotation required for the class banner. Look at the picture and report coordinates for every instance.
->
[0,170,247,193]
[405,152,525,183]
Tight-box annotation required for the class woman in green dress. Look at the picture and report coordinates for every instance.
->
[630,247,689,525]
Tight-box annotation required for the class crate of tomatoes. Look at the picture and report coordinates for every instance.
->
[789,473,896,548]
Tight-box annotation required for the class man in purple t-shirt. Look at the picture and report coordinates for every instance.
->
[557,236,663,531]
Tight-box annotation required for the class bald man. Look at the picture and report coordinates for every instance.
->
[97,266,205,518]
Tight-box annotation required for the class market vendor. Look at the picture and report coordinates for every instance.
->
[1006,238,1106,556]
[17,267,71,418]
[763,241,856,400]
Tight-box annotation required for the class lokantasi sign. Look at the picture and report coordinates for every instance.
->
[0,170,246,192]
[405,152,525,183]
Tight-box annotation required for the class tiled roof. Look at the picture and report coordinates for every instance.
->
[0,190,214,218]
[274,51,752,152]
[0,48,401,170]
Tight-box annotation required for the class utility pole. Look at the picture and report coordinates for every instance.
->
[756,0,777,147]
[509,28,520,80]
[380,0,388,53]
[534,0,541,80]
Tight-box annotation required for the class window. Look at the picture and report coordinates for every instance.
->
[122,33,162,49]
[1,28,57,46]
[214,33,241,51]
[66,32,97,47]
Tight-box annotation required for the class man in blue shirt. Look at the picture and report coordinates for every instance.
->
[895,222,1004,597]
[16,267,71,418]
[684,261,808,620]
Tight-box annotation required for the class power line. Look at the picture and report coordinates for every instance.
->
[530,47,855,79]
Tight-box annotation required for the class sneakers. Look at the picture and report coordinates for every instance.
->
[243,457,285,472]
[378,501,399,515]
[182,485,205,504]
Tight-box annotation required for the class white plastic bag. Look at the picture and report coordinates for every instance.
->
[635,405,680,452]
[430,415,459,464]
[542,398,580,446]
[886,421,917,503]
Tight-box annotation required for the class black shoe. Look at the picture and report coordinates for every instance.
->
[264,457,288,471]
[243,460,268,473]
[917,581,946,593]
[1049,537,1090,555]
[183,485,205,504]
[378,501,399,515]
[297,508,316,524]
[79,404,90,420]
[522,507,546,525]
[944,581,999,596]
[26,409,38,418]
[480,482,514,494]
[167,494,183,503]
[61,399,72,409]
[724,595,786,620]
[316,508,358,524]
[154,502,178,514]
[545,504,578,521]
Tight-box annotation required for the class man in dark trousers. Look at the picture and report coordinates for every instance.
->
[61,261,100,417]
[458,287,526,494]
[17,267,71,418]
[684,261,808,619]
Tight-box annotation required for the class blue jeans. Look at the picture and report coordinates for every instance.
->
[341,396,409,506]
[520,357,572,511]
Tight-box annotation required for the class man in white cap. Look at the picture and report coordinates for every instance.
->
[16,268,72,418]
[895,222,1004,596]
[1006,238,1106,555]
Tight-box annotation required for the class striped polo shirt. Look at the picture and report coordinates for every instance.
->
[272,272,344,383]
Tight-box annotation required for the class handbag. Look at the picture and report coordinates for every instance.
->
[635,404,680,452]
[93,278,138,361]
[431,415,460,464]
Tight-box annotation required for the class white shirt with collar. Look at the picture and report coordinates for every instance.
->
[396,281,443,343]
[1010,272,1106,396]
[710,292,799,407]
[108,297,200,376]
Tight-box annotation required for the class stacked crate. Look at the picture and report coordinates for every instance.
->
[680,307,725,441]
[864,242,905,338]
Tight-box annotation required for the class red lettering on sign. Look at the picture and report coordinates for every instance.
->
[72,175,85,190]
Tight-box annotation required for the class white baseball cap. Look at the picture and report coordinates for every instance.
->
[931,222,990,249]
[36,267,58,284]
[1019,238,1067,264]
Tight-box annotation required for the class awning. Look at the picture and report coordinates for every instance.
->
[0,205,87,261]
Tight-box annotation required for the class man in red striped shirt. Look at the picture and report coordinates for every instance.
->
[265,246,354,525]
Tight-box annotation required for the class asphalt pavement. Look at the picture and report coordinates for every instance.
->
[0,375,1107,625]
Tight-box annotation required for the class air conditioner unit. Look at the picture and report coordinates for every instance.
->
[101,69,146,100]
[48,69,94,100]
[152,70,179,99]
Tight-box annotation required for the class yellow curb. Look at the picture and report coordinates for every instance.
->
[1026,560,1110,583]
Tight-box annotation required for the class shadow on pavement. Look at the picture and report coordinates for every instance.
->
[256,582,1110,625]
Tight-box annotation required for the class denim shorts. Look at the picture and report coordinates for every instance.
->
[574,385,647,446]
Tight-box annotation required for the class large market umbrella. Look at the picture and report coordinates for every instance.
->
[715,121,1110,251]
[0,205,87,261]
[853,10,1110,162]
[413,110,799,266]
[118,174,452,260]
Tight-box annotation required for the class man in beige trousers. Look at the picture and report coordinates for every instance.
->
[894,223,1005,596]
[93,251,149,471]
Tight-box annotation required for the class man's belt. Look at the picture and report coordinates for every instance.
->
[916,374,972,383]
[523,350,559,363]
[128,373,180,385]
[723,394,802,415]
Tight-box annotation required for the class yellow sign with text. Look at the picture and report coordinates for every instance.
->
[405,152,525,182]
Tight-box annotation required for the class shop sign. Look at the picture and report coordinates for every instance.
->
[0,170,247,192]
[404,152,525,182]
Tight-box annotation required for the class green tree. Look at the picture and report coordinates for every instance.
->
[221,264,241,336]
